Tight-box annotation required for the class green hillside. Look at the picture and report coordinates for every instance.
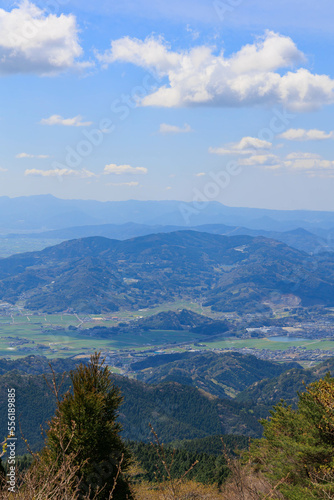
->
[0,366,260,454]
[2,353,334,458]
[131,351,300,398]
[0,231,334,313]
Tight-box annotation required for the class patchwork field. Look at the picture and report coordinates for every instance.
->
[200,337,334,351]
[0,304,207,358]
[1,305,334,360]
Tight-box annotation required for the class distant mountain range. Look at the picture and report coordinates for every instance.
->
[0,230,334,313]
[2,195,334,233]
[5,222,331,255]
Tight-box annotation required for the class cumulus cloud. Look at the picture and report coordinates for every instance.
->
[278,128,334,141]
[16,152,50,159]
[25,168,95,178]
[0,1,89,75]
[159,123,192,134]
[97,31,334,111]
[238,154,280,167]
[209,136,272,155]
[104,163,148,175]
[283,152,334,171]
[236,150,334,176]
[40,115,92,127]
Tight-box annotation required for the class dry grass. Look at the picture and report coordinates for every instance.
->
[220,452,285,500]
[133,480,224,500]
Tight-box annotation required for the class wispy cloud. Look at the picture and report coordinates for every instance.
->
[237,151,334,177]
[16,153,50,159]
[283,152,334,172]
[108,181,139,186]
[104,163,148,175]
[97,31,334,111]
[238,154,280,167]
[25,168,95,178]
[40,115,92,127]
[159,123,193,134]
[209,137,272,155]
[278,128,334,141]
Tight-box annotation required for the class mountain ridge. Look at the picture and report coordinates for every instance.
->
[0,230,333,313]
[2,195,334,233]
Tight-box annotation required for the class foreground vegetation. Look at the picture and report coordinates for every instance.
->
[1,352,334,498]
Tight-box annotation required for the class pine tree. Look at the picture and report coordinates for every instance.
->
[250,373,334,499]
[42,352,133,499]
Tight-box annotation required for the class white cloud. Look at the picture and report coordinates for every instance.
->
[104,163,148,175]
[195,172,206,177]
[16,152,50,159]
[0,167,7,172]
[209,136,272,155]
[97,31,334,111]
[159,123,192,134]
[186,25,200,41]
[283,152,334,171]
[0,1,89,75]
[285,152,321,160]
[278,128,334,141]
[108,182,139,186]
[25,168,95,178]
[237,150,334,176]
[210,134,334,176]
[238,154,280,167]
[40,115,92,127]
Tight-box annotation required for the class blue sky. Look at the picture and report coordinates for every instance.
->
[0,0,334,210]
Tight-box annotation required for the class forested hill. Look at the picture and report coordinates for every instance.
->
[236,356,334,407]
[0,355,84,375]
[0,230,334,313]
[0,352,332,455]
[131,351,300,399]
[0,368,262,454]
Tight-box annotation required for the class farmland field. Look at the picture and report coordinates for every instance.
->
[200,337,334,351]
[1,306,334,360]
[0,305,206,358]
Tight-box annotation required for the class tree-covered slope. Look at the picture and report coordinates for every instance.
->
[236,357,334,410]
[0,231,333,313]
[2,353,334,455]
[0,368,261,454]
[131,351,300,399]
